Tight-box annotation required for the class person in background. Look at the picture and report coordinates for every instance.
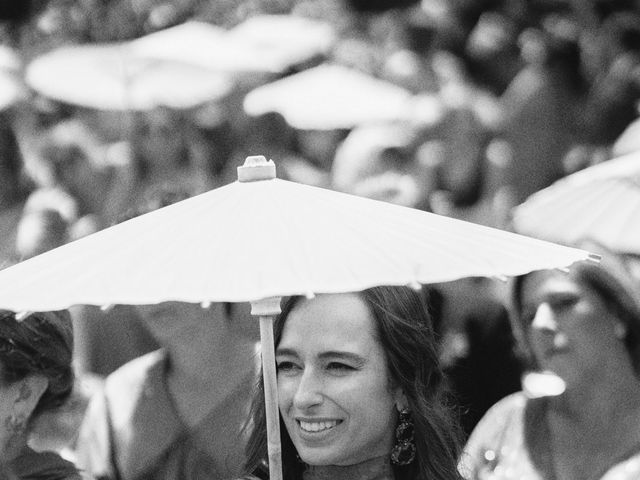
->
[497,14,587,204]
[434,277,523,438]
[0,310,81,480]
[242,285,463,480]
[14,208,69,261]
[74,299,259,480]
[460,240,640,479]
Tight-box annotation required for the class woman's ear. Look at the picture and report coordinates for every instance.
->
[12,375,49,420]
[394,390,409,412]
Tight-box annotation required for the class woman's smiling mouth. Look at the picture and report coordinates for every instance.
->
[297,419,342,433]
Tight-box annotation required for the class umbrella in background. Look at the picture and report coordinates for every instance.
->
[128,20,226,62]
[512,150,640,254]
[612,113,640,157]
[0,45,26,111]
[225,14,335,71]
[0,71,25,111]
[243,64,413,130]
[0,156,596,480]
[25,43,233,111]
[130,15,335,78]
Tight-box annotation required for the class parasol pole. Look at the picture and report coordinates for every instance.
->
[240,155,283,480]
[252,297,283,480]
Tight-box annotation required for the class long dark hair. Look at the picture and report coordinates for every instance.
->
[243,285,463,480]
[0,310,74,421]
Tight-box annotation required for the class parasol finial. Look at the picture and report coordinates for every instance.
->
[238,155,276,182]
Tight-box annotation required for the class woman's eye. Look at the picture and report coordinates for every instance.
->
[524,296,578,317]
[551,296,578,310]
[327,362,355,372]
[276,361,299,373]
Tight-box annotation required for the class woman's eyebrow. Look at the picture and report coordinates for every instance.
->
[275,348,365,364]
[318,351,366,364]
[275,347,298,357]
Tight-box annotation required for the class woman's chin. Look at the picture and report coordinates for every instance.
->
[297,448,336,466]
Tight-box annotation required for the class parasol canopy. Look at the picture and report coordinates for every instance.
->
[243,64,413,130]
[512,150,640,254]
[225,14,335,71]
[0,156,596,480]
[0,45,26,111]
[128,20,226,63]
[130,16,335,76]
[0,72,25,111]
[25,43,233,111]
[0,156,595,312]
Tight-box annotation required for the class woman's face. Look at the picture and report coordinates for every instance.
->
[276,293,402,466]
[519,270,625,388]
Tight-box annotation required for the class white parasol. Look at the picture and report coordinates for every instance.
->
[25,43,233,111]
[0,45,26,111]
[243,64,413,130]
[130,16,335,77]
[225,14,336,71]
[512,150,640,254]
[0,156,596,480]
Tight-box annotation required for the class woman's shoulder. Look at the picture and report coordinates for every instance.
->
[477,391,527,423]
[458,392,529,478]
[464,391,527,444]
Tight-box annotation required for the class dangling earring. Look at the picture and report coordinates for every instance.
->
[391,408,416,466]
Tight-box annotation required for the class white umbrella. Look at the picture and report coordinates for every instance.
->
[128,21,226,63]
[243,64,413,129]
[130,16,335,76]
[0,157,595,311]
[25,43,233,111]
[0,72,26,111]
[225,14,336,71]
[0,156,596,480]
[0,45,26,111]
[512,150,640,254]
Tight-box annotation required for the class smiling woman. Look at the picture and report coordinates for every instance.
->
[242,285,463,480]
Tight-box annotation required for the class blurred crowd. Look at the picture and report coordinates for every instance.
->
[2,0,640,476]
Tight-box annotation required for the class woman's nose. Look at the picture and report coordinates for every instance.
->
[293,370,324,410]
[531,303,558,332]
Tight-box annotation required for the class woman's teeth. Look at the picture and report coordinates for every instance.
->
[299,420,339,432]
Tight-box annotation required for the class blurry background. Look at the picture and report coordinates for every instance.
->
[2,0,640,453]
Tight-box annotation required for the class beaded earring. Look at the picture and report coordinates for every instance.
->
[390,408,416,466]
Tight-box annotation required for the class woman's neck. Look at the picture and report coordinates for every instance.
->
[549,364,640,423]
[303,455,394,480]
[543,372,640,480]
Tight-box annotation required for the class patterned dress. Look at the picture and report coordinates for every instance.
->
[459,392,640,480]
